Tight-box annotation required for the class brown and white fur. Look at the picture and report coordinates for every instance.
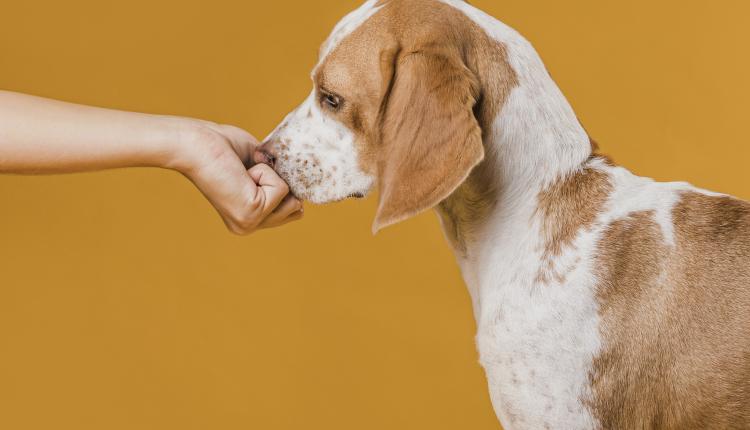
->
[256,1,750,428]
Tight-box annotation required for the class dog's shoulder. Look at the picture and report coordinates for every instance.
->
[590,182,750,429]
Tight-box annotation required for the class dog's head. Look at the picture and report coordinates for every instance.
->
[259,0,512,232]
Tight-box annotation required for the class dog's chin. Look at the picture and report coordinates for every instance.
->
[271,162,371,204]
[291,186,368,204]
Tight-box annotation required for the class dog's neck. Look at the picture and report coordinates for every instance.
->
[438,22,593,260]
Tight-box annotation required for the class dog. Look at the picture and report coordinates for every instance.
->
[255,1,750,428]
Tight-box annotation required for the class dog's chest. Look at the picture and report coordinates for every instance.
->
[460,226,602,430]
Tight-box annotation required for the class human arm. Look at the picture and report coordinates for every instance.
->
[0,91,302,234]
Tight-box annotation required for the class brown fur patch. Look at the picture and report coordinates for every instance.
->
[532,162,612,285]
[590,193,750,429]
[538,165,613,257]
[373,41,485,231]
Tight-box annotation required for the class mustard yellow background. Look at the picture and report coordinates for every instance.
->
[1,1,748,429]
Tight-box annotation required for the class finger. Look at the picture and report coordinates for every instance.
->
[248,164,290,215]
[273,194,303,216]
[193,167,260,235]
[259,208,304,229]
[258,195,302,226]
[248,162,287,187]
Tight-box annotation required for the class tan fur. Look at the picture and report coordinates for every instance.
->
[538,161,613,257]
[591,193,750,429]
[532,161,613,286]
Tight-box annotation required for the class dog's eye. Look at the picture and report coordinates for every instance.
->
[321,92,342,111]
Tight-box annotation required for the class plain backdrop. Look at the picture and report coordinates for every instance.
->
[1,1,748,429]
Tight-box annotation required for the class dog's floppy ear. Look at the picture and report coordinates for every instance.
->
[372,50,484,233]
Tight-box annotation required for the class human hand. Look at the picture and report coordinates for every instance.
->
[168,119,303,235]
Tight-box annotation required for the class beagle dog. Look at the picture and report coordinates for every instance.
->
[257,0,750,428]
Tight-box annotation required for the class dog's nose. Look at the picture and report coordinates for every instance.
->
[253,143,277,168]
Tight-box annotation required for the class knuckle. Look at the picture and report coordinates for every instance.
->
[252,163,272,174]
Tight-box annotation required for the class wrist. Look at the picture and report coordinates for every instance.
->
[157,116,207,175]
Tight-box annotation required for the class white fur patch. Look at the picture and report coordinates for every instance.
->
[263,93,374,204]
[595,163,690,247]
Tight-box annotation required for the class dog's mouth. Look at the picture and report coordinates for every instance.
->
[347,192,366,199]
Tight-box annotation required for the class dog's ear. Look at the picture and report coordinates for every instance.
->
[372,50,484,233]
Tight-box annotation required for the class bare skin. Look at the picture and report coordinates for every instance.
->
[0,91,303,234]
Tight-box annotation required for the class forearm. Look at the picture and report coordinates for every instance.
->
[0,91,181,174]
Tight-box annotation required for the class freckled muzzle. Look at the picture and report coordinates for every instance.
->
[259,94,376,204]
[255,137,329,202]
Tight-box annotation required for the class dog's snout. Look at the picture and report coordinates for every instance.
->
[253,143,277,168]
